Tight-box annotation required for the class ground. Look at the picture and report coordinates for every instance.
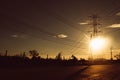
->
[0,65,120,80]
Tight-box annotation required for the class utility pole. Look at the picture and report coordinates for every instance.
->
[110,47,113,61]
[5,50,8,56]
[46,54,48,59]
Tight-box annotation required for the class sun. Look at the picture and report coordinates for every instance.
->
[89,37,107,54]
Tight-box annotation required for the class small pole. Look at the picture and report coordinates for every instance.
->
[110,47,113,61]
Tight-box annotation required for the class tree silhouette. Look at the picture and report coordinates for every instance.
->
[114,53,120,60]
[71,55,78,61]
[56,52,62,60]
[29,50,39,59]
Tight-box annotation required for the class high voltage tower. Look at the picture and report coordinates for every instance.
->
[88,14,114,60]
[88,14,102,38]
[88,14,102,59]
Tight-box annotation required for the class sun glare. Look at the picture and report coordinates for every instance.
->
[90,37,108,53]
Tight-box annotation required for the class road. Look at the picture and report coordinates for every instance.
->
[1,65,120,80]
[69,64,120,80]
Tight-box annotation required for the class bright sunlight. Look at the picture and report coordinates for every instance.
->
[89,37,108,54]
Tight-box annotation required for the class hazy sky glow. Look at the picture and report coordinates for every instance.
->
[0,0,120,59]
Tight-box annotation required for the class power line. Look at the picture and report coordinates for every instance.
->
[1,13,84,44]
[70,36,88,54]
[40,6,87,34]
[104,28,120,35]
[1,13,88,48]
[96,0,116,17]
[40,7,91,53]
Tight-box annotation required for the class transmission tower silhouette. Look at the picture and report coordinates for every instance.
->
[88,14,102,60]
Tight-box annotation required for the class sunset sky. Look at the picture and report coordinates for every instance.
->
[0,0,120,59]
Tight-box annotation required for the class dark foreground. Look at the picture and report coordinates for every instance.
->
[1,65,120,80]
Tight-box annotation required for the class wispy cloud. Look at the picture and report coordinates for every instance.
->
[116,12,120,16]
[11,34,19,38]
[79,22,88,25]
[108,24,120,28]
[79,20,90,25]
[11,34,27,39]
[54,34,68,39]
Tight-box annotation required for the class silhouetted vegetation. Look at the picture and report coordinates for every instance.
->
[114,53,120,60]
[0,50,88,67]
[0,50,120,67]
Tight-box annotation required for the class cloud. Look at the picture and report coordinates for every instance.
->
[116,12,120,16]
[79,22,88,25]
[108,24,120,28]
[55,34,68,39]
[11,34,27,39]
[11,34,19,38]
[79,20,90,25]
